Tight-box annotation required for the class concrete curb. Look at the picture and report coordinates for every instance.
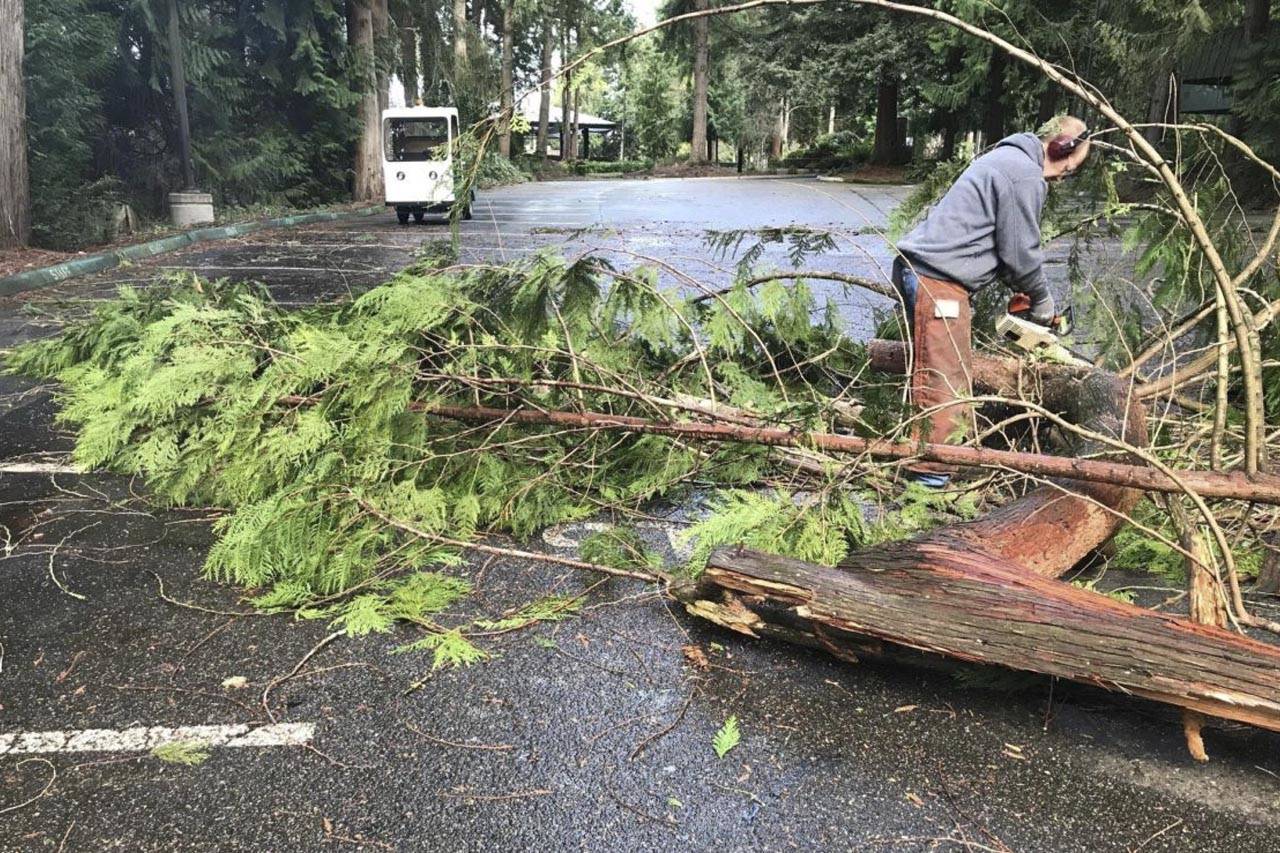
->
[0,206,384,298]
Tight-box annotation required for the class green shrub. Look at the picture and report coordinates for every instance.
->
[570,159,654,176]
[781,133,871,172]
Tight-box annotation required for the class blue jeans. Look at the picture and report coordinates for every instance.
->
[892,257,919,327]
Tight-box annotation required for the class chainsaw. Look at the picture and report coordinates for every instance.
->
[996,294,1090,366]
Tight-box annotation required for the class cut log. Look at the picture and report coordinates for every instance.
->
[678,543,1280,732]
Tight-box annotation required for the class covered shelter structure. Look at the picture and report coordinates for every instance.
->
[514,93,618,160]
[1178,27,1247,114]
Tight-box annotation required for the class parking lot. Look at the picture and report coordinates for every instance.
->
[2,176,1278,852]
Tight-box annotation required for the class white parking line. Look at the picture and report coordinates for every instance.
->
[0,722,315,755]
[0,461,83,475]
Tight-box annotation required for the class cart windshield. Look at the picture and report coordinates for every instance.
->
[384,117,450,162]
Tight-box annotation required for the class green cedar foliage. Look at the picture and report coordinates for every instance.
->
[10,251,896,616]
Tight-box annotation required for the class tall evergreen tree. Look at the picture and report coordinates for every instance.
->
[1,0,30,247]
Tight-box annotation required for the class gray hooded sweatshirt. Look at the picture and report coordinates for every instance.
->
[897,132,1054,322]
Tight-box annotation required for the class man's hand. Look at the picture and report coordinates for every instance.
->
[1027,292,1056,327]
[1008,292,1058,329]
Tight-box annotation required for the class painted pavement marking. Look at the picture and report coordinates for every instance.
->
[0,461,84,475]
[0,722,315,756]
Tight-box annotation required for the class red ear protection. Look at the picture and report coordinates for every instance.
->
[1047,133,1081,161]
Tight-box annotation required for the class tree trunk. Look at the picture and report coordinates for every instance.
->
[166,0,196,191]
[870,67,898,165]
[570,87,580,160]
[498,0,514,157]
[982,48,1005,145]
[418,0,438,99]
[536,18,553,159]
[1036,85,1059,127]
[769,102,783,160]
[349,0,382,201]
[399,8,419,105]
[560,75,570,160]
[827,104,835,136]
[1244,0,1270,37]
[1144,65,1176,146]
[1232,0,1271,137]
[373,0,390,115]
[452,0,467,64]
[678,544,1280,733]
[469,0,483,27]
[939,112,958,160]
[689,0,709,163]
[1257,532,1280,595]
[1,0,30,248]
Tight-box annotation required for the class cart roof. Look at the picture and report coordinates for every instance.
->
[382,107,458,120]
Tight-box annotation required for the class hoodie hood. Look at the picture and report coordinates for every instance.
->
[994,132,1045,168]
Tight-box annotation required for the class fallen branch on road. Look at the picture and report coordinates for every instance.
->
[421,402,1280,505]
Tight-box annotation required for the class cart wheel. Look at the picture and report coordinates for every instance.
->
[396,209,410,225]
[412,210,425,224]
[462,204,473,221]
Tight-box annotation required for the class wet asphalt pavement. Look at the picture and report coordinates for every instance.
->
[2,176,1279,852]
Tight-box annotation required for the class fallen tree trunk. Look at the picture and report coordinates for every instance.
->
[677,543,1280,732]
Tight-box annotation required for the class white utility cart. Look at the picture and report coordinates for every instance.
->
[382,106,473,224]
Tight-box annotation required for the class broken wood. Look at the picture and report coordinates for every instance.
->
[677,543,1280,732]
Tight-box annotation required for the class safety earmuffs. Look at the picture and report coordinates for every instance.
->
[1047,132,1086,162]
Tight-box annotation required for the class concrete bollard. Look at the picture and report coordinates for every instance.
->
[168,191,215,227]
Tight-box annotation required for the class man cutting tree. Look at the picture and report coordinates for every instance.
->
[892,115,1092,486]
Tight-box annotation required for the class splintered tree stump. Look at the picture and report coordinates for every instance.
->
[678,543,1280,732]
[1257,532,1280,595]
[866,340,1147,577]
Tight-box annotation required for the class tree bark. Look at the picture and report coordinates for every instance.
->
[572,88,581,160]
[769,101,783,160]
[166,0,196,191]
[677,543,1280,733]
[452,0,468,64]
[1,0,30,247]
[1244,0,1270,38]
[498,0,514,157]
[373,0,390,116]
[349,0,382,201]
[827,104,835,136]
[1036,85,1059,127]
[1257,532,1280,595]
[939,112,958,160]
[689,0,709,163]
[982,48,1005,145]
[1143,65,1175,146]
[399,7,419,105]
[870,67,898,165]
[536,17,553,159]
